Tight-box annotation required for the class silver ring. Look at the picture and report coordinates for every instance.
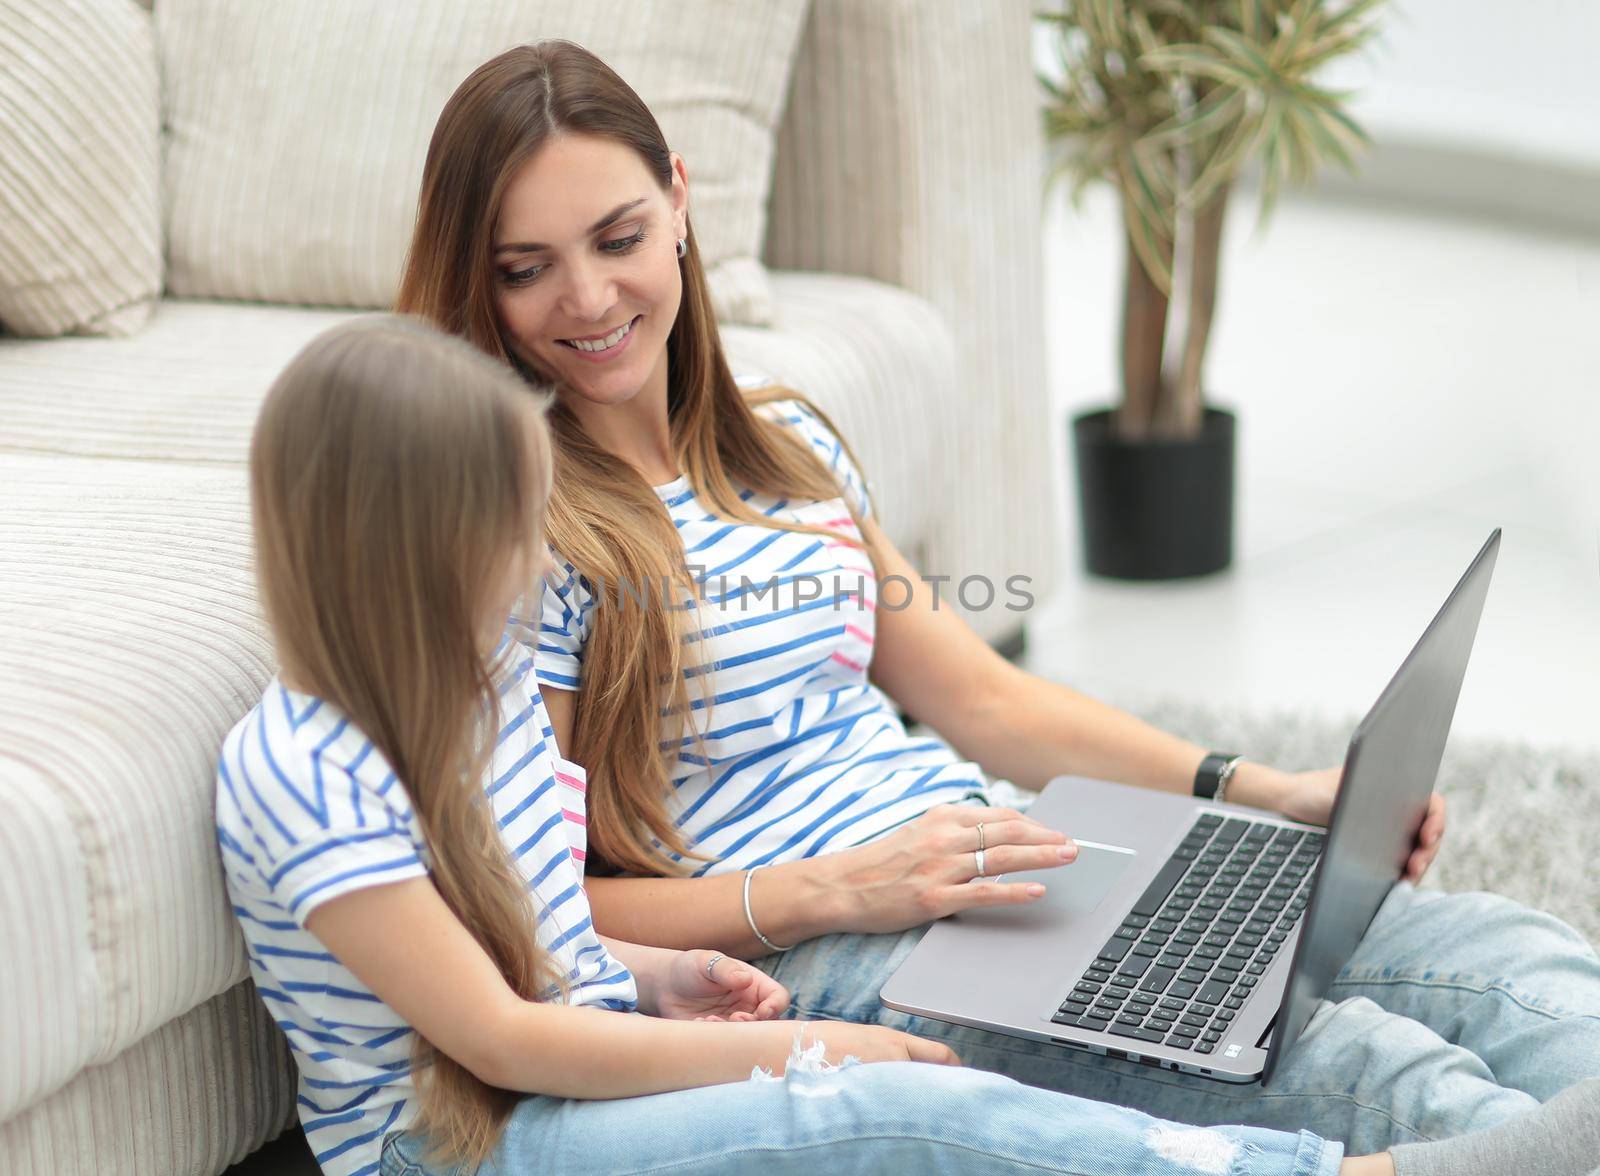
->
[704,952,724,979]
[976,822,986,852]
[973,848,987,879]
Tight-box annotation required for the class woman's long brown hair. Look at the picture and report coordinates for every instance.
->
[250,315,565,1171]
[396,41,878,876]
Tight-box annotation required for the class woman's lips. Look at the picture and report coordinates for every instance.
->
[558,315,642,363]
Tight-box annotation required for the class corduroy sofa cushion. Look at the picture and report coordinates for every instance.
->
[155,0,809,326]
[0,0,162,337]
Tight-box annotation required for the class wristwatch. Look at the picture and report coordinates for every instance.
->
[1194,752,1244,803]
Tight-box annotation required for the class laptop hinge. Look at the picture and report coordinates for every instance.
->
[1255,1013,1279,1050]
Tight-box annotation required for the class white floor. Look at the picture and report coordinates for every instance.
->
[1023,188,1600,755]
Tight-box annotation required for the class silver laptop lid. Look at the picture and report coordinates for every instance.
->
[1263,529,1500,1082]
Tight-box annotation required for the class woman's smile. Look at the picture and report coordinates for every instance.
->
[557,313,643,362]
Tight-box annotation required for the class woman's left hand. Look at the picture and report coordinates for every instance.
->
[1403,792,1448,882]
[654,949,791,1022]
[1269,765,1341,827]
[1260,765,1447,883]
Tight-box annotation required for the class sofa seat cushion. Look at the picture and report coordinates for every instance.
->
[1,301,356,466]
[0,451,267,1121]
[0,271,958,1119]
[2,272,959,540]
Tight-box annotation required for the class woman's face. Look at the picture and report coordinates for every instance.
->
[492,133,689,411]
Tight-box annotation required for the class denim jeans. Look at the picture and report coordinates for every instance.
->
[756,883,1600,1157]
[379,1050,1342,1175]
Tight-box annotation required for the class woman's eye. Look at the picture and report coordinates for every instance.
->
[501,230,646,287]
[602,229,647,253]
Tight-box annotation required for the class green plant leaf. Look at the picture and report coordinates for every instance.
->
[1201,27,1279,84]
[1317,99,1372,147]
[1146,86,1248,149]
[1276,0,1324,68]
[1282,109,1321,184]
[1239,0,1264,41]
[1320,0,1387,38]
[1191,106,1264,207]
[1130,9,1161,57]
[1258,143,1284,219]
[1140,44,1259,89]
[1118,144,1177,291]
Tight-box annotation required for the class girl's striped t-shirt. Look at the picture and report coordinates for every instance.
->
[214,634,635,1176]
[526,394,990,874]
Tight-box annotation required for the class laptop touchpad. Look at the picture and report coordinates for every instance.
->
[961,843,1136,932]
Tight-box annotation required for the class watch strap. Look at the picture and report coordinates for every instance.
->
[1194,752,1243,800]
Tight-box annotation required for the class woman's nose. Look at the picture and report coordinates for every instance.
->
[559,255,617,323]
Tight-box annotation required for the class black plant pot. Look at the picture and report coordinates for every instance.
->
[1072,407,1236,580]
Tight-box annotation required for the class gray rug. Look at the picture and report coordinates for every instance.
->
[1108,692,1600,948]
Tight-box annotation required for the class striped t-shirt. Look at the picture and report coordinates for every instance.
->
[215,634,636,1176]
[526,395,990,874]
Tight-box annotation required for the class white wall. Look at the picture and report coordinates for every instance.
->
[1323,0,1600,551]
[1325,0,1600,171]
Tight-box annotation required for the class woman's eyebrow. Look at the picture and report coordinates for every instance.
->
[494,197,647,254]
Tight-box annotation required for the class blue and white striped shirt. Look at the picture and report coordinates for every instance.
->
[215,635,635,1176]
[527,396,989,874]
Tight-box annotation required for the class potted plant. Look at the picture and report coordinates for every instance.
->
[1038,0,1384,578]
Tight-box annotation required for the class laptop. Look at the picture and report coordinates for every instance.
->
[881,529,1501,1083]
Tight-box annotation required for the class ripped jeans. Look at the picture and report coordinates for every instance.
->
[756,883,1600,1157]
[377,1034,1343,1175]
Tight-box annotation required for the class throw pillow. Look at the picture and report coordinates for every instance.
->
[0,0,162,337]
[156,1,809,325]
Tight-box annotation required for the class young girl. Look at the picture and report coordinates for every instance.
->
[212,315,1456,1176]
[390,38,1600,1162]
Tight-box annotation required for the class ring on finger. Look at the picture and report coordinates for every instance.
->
[973,847,987,879]
[975,822,986,853]
[704,952,724,979]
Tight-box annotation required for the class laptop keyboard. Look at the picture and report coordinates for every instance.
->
[1051,814,1323,1056]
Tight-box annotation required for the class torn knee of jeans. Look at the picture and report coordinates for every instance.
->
[748,1026,861,1083]
[1142,1125,1241,1174]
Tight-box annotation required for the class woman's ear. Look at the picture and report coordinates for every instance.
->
[669,151,690,237]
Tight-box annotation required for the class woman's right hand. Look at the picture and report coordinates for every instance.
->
[794,1021,962,1069]
[812,803,1078,935]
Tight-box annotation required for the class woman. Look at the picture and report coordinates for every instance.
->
[394,39,1600,1158]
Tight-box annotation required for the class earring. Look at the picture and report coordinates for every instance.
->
[676,237,687,258]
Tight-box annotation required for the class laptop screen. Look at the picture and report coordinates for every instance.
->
[1263,530,1500,1084]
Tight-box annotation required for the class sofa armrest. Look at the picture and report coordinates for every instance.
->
[765,0,1061,640]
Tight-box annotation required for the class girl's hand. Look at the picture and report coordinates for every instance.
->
[794,1021,962,1069]
[1256,764,1448,883]
[813,803,1078,935]
[655,949,790,1022]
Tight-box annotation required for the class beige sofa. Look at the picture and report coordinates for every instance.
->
[0,2,1057,1171]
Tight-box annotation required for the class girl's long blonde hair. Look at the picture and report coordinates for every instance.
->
[396,40,878,877]
[250,315,564,1172]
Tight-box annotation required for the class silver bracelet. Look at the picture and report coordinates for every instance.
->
[1215,755,1245,804]
[742,865,796,954]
